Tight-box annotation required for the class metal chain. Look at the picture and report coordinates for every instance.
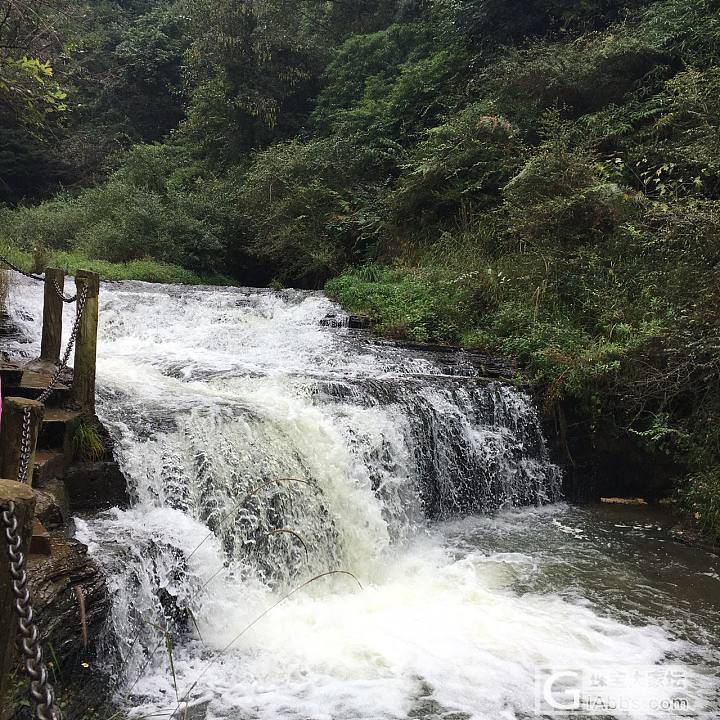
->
[52,278,76,304]
[6,282,89,719]
[17,407,34,485]
[0,254,44,282]
[2,501,62,720]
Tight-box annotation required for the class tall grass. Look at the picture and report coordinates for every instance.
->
[72,419,106,462]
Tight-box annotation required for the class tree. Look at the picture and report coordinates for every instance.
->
[0,0,69,124]
[0,0,72,202]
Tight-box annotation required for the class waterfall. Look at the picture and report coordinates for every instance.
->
[6,278,714,720]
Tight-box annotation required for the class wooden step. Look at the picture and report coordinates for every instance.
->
[42,407,81,424]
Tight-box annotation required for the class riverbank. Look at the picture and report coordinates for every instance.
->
[3,276,719,719]
[1,247,232,286]
[326,262,720,548]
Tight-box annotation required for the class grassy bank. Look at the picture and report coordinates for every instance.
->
[1,246,232,285]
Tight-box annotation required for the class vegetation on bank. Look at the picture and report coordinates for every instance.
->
[1,0,719,538]
[1,246,230,285]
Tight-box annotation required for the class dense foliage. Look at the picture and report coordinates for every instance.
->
[1,0,719,536]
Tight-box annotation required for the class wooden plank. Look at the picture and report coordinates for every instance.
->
[40,268,65,363]
[29,519,52,555]
[71,270,100,412]
[19,371,69,392]
[42,408,80,425]
[0,361,23,387]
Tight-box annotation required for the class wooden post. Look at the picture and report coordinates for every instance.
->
[0,398,44,486]
[40,268,65,363]
[0,479,36,708]
[71,270,100,413]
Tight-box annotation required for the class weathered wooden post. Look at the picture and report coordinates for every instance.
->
[0,398,44,486]
[71,270,100,413]
[40,267,65,364]
[0,479,35,709]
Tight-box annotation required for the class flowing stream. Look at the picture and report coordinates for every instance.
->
[5,278,720,719]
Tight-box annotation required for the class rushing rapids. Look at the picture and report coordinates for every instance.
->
[5,278,720,719]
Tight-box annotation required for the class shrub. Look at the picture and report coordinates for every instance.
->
[326,262,498,343]
[503,143,631,247]
[239,137,393,286]
[677,468,720,539]
[486,29,667,125]
[314,22,467,148]
[313,22,433,133]
[388,107,521,228]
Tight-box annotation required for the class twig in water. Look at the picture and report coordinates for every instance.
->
[262,528,310,562]
[165,633,178,704]
[170,570,363,716]
[187,608,205,646]
[186,477,315,561]
[74,584,88,648]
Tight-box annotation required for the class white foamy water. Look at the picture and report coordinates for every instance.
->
[4,276,719,719]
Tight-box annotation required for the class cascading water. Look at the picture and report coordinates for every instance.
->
[5,278,719,720]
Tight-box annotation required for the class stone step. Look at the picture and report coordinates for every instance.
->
[2,367,72,408]
[34,478,70,531]
[29,519,51,555]
[33,450,70,488]
[0,360,23,386]
[65,461,129,510]
[37,407,81,452]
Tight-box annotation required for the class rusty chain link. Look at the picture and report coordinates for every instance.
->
[16,407,34,485]
[6,280,89,720]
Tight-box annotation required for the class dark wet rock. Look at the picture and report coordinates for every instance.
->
[157,586,191,631]
[64,461,129,510]
[0,312,29,346]
[543,398,680,503]
[407,681,472,720]
[33,479,70,531]
[347,315,369,329]
[27,534,111,671]
[370,340,516,379]
[172,699,211,719]
[319,312,369,329]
